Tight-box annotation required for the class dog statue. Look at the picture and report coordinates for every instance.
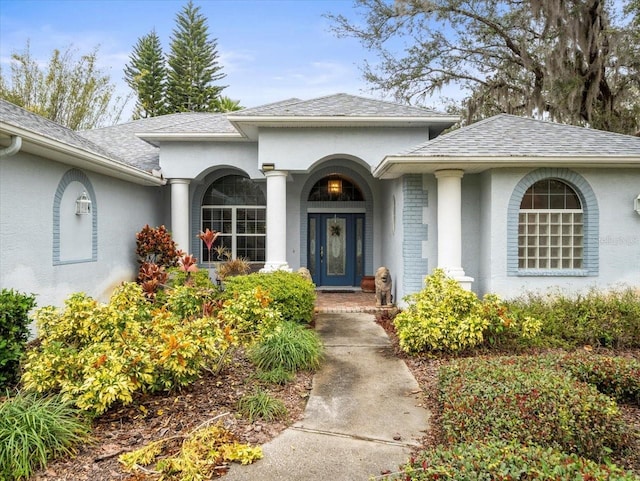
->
[297,267,313,283]
[375,266,393,307]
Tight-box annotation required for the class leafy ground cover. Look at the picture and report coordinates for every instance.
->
[376,309,640,479]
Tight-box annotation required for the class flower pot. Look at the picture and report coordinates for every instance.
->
[360,276,375,293]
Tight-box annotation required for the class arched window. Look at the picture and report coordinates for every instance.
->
[518,179,583,269]
[308,175,364,201]
[201,175,266,263]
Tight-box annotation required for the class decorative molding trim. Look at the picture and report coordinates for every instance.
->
[507,168,599,276]
[53,168,97,265]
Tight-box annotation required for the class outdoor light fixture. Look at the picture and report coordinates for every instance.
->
[261,163,275,172]
[635,194,640,215]
[75,192,91,215]
[328,179,342,195]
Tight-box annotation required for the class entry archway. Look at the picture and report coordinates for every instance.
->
[301,166,373,287]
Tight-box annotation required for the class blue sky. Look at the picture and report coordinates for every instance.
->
[0,0,386,119]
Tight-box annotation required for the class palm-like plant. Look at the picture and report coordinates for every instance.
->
[197,228,219,264]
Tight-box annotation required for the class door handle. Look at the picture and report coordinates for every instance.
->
[320,246,324,262]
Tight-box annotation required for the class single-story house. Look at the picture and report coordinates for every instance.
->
[1,94,639,311]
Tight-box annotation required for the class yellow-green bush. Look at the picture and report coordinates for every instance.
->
[223,271,316,324]
[394,269,541,353]
[504,287,640,348]
[218,286,283,342]
[22,283,234,415]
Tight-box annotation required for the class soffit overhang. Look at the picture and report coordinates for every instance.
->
[1,124,165,186]
[225,115,460,140]
[373,154,640,178]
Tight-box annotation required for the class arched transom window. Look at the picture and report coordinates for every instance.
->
[201,175,266,263]
[308,175,364,201]
[518,179,583,269]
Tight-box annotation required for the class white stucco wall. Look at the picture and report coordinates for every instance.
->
[159,141,261,180]
[378,177,404,304]
[258,127,430,171]
[480,168,640,298]
[0,151,165,312]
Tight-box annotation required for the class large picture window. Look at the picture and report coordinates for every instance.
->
[518,179,583,269]
[201,175,266,263]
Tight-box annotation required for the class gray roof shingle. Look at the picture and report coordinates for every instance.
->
[230,93,453,118]
[78,113,236,171]
[0,99,123,161]
[401,114,640,157]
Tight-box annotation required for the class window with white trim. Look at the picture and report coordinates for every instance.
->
[518,179,583,269]
[201,175,266,263]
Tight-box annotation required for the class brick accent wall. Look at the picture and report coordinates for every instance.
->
[402,174,429,294]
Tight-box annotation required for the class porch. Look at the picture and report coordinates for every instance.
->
[314,289,393,314]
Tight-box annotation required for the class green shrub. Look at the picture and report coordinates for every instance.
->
[394,269,541,353]
[504,287,640,348]
[0,289,36,388]
[381,441,638,481]
[0,391,90,480]
[166,266,216,290]
[254,367,295,385]
[439,355,630,461]
[223,271,316,323]
[237,388,287,422]
[22,283,234,414]
[559,353,640,405]
[249,321,323,373]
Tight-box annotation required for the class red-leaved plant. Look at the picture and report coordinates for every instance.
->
[178,254,199,285]
[137,262,169,300]
[136,225,182,267]
[197,228,220,263]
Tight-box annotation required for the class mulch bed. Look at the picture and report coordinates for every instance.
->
[31,352,312,480]
[30,311,639,479]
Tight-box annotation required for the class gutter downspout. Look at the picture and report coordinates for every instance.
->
[0,135,22,158]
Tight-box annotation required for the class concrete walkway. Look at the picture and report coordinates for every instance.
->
[224,312,429,481]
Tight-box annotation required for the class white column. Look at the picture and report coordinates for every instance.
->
[435,169,473,290]
[261,170,291,272]
[169,178,191,254]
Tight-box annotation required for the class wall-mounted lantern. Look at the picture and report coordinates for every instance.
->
[635,194,640,216]
[328,179,342,195]
[75,192,91,215]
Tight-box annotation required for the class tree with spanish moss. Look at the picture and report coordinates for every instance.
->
[329,0,640,134]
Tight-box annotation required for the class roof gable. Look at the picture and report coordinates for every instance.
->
[231,93,453,118]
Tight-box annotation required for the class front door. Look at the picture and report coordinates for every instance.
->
[308,213,364,287]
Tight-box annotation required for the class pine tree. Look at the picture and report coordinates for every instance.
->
[124,30,166,119]
[165,0,226,113]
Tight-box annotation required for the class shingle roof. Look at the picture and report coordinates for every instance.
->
[401,114,640,157]
[78,113,237,171]
[0,99,121,161]
[230,93,453,118]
